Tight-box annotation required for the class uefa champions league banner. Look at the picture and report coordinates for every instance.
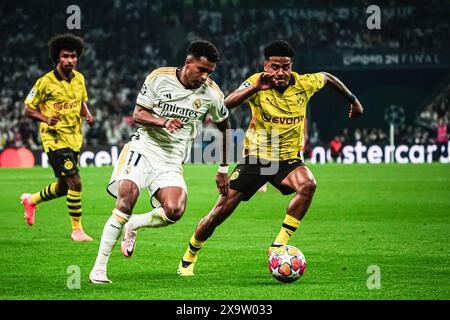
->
[19,141,449,167]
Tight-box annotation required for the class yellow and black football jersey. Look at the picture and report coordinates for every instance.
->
[24,69,88,152]
[239,72,325,161]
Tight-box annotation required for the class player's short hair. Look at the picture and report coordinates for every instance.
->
[264,40,294,60]
[48,33,86,63]
[186,40,220,63]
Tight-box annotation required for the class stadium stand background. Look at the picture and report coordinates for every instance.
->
[1,0,449,162]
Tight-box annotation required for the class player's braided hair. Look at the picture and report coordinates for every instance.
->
[186,40,220,63]
[264,40,294,60]
[48,33,86,63]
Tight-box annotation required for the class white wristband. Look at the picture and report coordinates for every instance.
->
[217,165,229,173]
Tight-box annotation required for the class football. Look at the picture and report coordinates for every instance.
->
[268,245,306,283]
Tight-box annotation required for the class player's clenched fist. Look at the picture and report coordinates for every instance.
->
[349,99,364,119]
[164,118,184,133]
[254,72,275,91]
[46,114,60,126]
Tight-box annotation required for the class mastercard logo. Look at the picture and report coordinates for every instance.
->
[0,147,35,168]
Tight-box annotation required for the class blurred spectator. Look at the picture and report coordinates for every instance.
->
[329,135,343,162]
[354,128,362,142]
[436,118,449,160]
[400,125,415,145]
[0,0,449,150]
[307,122,321,146]
[340,128,350,144]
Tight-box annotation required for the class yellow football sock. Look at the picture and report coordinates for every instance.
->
[31,182,58,204]
[274,214,300,245]
[67,189,82,230]
[182,234,206,263]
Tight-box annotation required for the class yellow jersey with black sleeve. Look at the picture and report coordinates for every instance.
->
[239,71,325,161]
[24,69,88,153]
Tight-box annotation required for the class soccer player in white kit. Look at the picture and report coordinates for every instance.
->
[89,41,230,284]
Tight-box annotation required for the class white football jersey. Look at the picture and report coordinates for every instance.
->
[134,67,228,166]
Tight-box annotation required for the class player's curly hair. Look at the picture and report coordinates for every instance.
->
[186,40,220,63]
[264,40,294,60]
[48,33,86,63]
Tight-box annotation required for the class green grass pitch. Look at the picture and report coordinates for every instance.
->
[0,163,449,300]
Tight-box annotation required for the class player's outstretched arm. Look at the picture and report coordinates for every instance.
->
[224,73,275,109]
[133,105,183,133]
[81,102,95,127]
[23,105,60,126]
[321,72,364,119]
[214,119,231,196]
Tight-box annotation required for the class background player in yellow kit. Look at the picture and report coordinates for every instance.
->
[21,34,95,241]
[178,40,364,275]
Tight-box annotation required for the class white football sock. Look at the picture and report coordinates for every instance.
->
[93,209,130,270]
[128,207,174,230]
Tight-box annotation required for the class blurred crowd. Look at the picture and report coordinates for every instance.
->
[318,86,450,161]
[1,0,449,152]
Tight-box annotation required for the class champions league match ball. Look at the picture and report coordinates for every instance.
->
[268,245,306,283]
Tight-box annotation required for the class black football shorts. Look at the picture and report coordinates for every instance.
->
[229,156,305,201]
[47,148,80,178]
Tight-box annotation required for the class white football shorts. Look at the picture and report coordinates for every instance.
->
[107,142,187,207]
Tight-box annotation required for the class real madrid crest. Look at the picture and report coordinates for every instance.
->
[192,98,202,109]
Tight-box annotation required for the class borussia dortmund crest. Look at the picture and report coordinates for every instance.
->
[64,159,74,170]
[297,94,305,105]
[230,171,239,181]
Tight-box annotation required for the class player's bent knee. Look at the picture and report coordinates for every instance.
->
[73,182,82,191]
[56,183,68,196]
[66,179,81,191]
[299,179,317,195]
[162,204,185,222]
[63,173,82,190]
[116,195,138,215]
[116,200,133,215]
[116,183,139,214]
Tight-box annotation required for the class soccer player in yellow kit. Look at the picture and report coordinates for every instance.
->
[21,34,95,241]
[178,40,364,275]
